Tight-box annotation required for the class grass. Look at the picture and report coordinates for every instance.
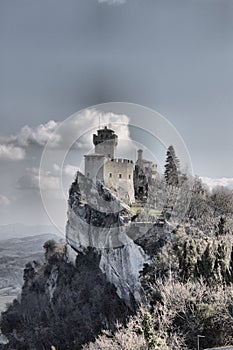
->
[130,206,161,217]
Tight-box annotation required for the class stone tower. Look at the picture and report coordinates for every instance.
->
[93,126,118,159]
[137,149,143,167]
[85,126,135,204]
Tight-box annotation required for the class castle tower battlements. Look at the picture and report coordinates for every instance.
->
[85,126,134,204]
[84,126,157,205]
[93,126,118,159]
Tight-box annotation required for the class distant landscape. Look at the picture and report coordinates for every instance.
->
[0,229,61,313]
[0,224,62,241]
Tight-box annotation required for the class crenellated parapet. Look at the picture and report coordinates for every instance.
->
[110,158,133,164]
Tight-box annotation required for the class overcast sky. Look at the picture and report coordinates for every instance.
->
[0,0,233,229]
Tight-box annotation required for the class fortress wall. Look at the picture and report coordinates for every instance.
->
[95,140,116,159]
[84,155,105,182]
[104,159,135,204]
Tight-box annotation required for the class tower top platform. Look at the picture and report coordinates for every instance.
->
[93,126,118,146]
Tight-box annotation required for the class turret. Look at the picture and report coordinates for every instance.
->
[137,149,143,162]
[93,126,118,159]
[136,149,144,168]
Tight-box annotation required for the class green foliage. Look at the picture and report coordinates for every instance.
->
[0,248,130,350]
[142,312,156,349]
[217,216,227,236]
[142,312,169,350]
[2,176,233,350]
[164,145,179,187]
[180,238,198,281]
[83,316,147,350]
[210,186,233,216]
[43,239,57,261]
[140,225,233,349]
[142,271,233,349]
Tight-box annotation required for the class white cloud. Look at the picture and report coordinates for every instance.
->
[52,163,79,180]
[0,109,131,153]
[0,144,25,161]
[18,121,60,147]
[63,164,80,178]
[0,195,10,206]
[16,163,79,193]
[52,108,131,151]
[98,0,126,5]
[17,167,60,191]
[201,177,233,191]
[0,120,60,148]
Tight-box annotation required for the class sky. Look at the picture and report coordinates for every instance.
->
[0,0,233,229]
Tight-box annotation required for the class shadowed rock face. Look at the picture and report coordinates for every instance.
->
[0,246,131,350]
[66,172,150,306]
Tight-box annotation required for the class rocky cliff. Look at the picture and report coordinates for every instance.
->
[66,172,150,305]
[0,172,160,350]
[0,243,131,350]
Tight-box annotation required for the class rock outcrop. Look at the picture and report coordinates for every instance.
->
[0,244,131,350]
[66,172,150,305]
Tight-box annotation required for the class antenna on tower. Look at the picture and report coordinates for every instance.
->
[98,114,100,130]
[109,110,113,129]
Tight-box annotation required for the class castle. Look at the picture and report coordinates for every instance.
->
[84,126,157,205]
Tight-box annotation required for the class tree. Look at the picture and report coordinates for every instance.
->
[164,146,179,187]
[210,186,233,216]
[214,241,228,284]
[43,240,57,261]
[180,239,198,281]
[142,312,156,349]
[229,246,233,283]
[216,216,226,237]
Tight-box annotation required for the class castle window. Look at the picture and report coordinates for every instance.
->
[119,174,122,179]
[109,173,112,178]
[128,174,131,179]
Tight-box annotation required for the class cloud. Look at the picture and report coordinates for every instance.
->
[49,108,131,151]
[98,0,126,5]
[17,121,60,147]
[201,177,233,191]
[0,195,10,206]
[63,164,80,178]
[0,120,60,149]
[0,109,131,152]
[52,163,79,180]
[17,167,60,191]
[0,144,25,161]
[17,163,79,193]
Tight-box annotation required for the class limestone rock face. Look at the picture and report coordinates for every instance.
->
[99,242,148,303]
[66,172,150,305]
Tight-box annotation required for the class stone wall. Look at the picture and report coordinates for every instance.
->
[84,154,105,182]
[104,158,135,204]
[95,140,116,159]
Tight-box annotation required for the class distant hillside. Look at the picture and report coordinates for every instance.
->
[0,224,63,241]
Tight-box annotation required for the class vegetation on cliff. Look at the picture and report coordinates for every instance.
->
[0,244,131,350]
[1,174,233,349]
